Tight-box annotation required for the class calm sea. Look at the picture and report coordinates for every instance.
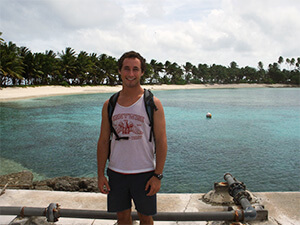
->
[0,88,299,193]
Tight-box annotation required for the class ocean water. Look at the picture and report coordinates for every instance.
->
[0,88,299,193]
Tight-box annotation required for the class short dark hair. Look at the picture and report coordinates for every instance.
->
[118,51,146,73]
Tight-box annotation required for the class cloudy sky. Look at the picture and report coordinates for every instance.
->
[1,0,300,68]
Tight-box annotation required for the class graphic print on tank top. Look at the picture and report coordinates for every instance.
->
[113,113,145,140]
[111,95,150,141]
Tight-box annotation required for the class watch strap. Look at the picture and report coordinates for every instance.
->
[153,173,163,180]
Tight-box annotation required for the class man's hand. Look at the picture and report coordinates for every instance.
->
[145,176,161,196]
[98,174,110,194]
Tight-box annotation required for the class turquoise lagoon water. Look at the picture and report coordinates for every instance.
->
[0,88,299,193]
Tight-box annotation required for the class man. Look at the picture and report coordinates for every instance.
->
[97,51,168,225]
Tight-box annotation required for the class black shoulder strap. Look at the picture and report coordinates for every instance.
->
[144,89,158,142]
[108,91,129,140]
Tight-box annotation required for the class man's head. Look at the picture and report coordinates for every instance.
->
[118,51,146,73]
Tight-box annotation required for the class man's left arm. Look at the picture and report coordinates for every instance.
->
[146,97,167,196]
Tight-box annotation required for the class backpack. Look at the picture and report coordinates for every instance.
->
[108,89,158,142]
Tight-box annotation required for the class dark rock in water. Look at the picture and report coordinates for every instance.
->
[0,171,99,192]
[34,176,99,192]
[78,177,99,192]
[0,171,33,189]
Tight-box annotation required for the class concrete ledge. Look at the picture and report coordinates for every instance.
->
[0,190,299,224]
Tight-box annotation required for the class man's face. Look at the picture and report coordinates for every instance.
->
[119,57,144,88]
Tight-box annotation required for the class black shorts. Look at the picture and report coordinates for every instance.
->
[107,168,157,216]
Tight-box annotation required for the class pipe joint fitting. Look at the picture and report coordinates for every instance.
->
[244,206,257,221]
[233,191,252,205]
[228,182,246,197]
[46,203,60,222]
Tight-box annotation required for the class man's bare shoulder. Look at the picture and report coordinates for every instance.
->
[153,96,163,110]
[101,99,110,116]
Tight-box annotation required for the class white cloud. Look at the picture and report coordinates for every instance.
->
[1,0,299,69]
[46,0,123,29]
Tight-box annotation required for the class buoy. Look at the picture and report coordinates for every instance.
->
[206,112,212,118]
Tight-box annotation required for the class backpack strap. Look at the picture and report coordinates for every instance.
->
[108,91,129,141]
[144,89,158,142]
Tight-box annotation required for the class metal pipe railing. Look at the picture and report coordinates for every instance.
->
[0,205,246,222]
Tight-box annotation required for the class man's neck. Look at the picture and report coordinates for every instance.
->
[118,86,144,107]
[121,85,144,98]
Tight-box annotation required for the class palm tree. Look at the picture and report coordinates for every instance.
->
[150,59,164,84]
[278,56,284,65]
[89,53,105,85]
[296,58,300,69]
[257,61,266,83]
[164,61,184,84]
[241,66,257,83]
[183,62,193,84]
[98,54,118,85]
[140,63,152,84]
[0,41,24,86]
[42,50,59,85]
[229,61,239,83]
[20,47,47,85]
[285,58,291,70]
[75,51,93,85]
[268,63,285,83]
[31,52,45,84]
[210,64,227,83]
[258,61,264,70]
[196,63,209,83]
[0,32,4,44]
[290,58,296,67]
[59,47,77,84]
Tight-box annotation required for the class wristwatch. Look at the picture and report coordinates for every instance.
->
[153,173,163,180]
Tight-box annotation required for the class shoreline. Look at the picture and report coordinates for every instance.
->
[2,171,299,193]
[0,83,294,102]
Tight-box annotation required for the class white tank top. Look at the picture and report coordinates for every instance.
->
[108,94,155,174]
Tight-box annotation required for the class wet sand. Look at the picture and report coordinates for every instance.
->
[0,84,290,102]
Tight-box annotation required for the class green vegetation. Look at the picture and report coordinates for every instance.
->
[1,33,299,86]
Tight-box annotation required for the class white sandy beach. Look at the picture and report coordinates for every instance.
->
[0,83,291,101]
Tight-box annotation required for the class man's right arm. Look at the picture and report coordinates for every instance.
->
[97,100,111,194]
